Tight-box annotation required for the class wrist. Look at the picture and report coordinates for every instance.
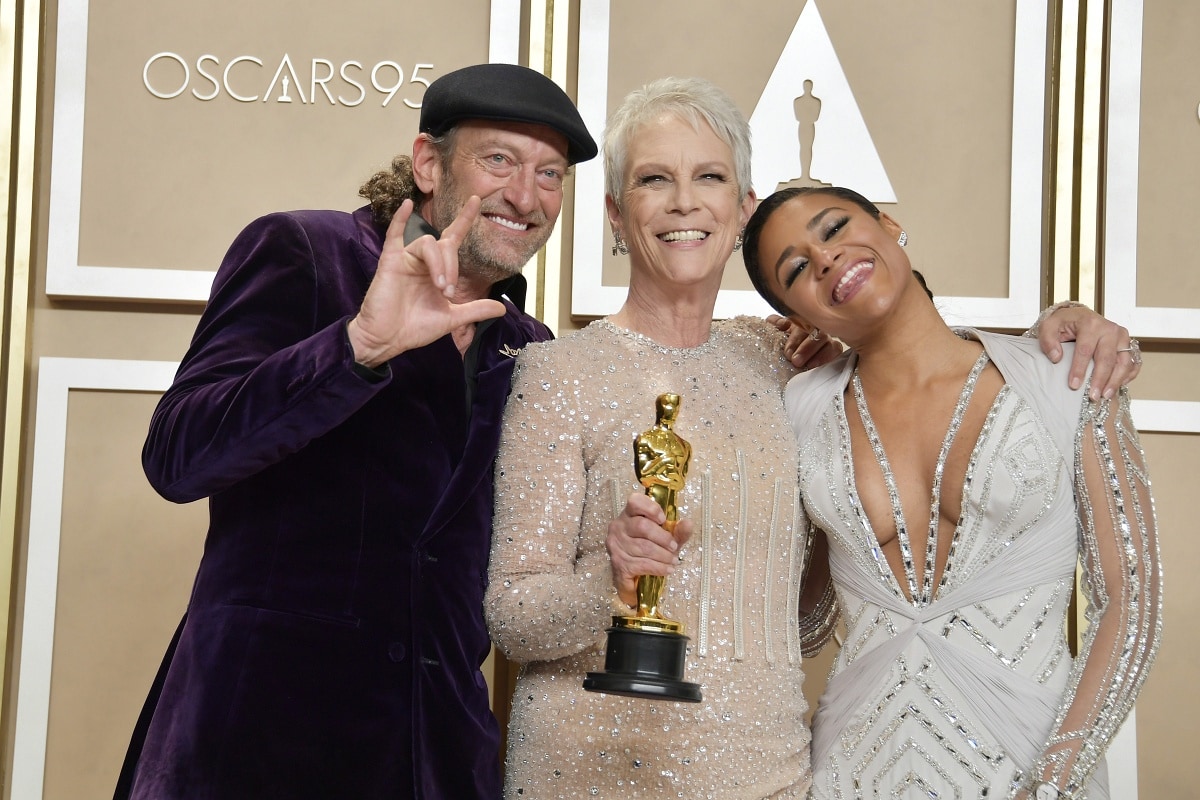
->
[1025,299,1089,339]
[346,316,388,369]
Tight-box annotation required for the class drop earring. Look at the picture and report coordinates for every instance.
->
[733,231,744,252]
[897,231,908,247]
[612,231,629,256]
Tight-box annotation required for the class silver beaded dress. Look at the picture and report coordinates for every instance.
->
[784,331,1162,799]
[486,317,832,799]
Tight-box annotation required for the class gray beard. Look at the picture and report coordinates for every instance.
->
[457,235,522,286]
[426,172,551,285]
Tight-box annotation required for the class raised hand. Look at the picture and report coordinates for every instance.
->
[347,196,505,368]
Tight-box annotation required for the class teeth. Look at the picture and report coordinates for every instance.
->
[486,215,529,231]
[659,230,707,242]
[834,263,871,302]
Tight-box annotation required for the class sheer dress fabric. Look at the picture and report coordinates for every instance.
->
[785,331,1162,800]
[486,317,831,799]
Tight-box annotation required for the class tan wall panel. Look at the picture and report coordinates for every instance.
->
[1133,432,1198,799]
[1132,351,1200,401]
[1135,1,1200,309]
[590,0,1019,303]
[43,390,205,798]
[76,0,488,274]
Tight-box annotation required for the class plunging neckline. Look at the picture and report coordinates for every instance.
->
[846,349,993,607]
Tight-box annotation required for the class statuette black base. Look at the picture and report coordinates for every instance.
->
[583,624,702,703]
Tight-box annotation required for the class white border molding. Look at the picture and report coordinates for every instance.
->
[45,0,523,303]
[488,0,521,65]
[1131,400,1200,434]
[11,358,178,798]
[570,0,1047,326]
[45,2,216,302]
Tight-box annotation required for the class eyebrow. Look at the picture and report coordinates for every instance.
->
[771,206,837,279]
[472,137,569,168]
[807,207,834,231]
[773,246,796,279]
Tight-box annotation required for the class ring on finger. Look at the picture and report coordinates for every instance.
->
[1117,338,1142,366]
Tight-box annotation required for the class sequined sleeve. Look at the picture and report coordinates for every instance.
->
[1027,386,1163,797]
[484,349,622,664]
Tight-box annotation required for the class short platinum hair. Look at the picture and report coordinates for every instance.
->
[603,76,753,210]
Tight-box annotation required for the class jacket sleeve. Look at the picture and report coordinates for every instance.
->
[1027,386,1163,797]
[143,212,388,503]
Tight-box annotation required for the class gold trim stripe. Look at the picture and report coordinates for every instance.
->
[1,0,41,738]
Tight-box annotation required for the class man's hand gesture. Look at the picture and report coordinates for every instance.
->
[348,196,505,368]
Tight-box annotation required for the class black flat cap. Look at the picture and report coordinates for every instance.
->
[420,63,598,165]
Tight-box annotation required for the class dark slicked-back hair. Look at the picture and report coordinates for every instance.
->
[742,186,882,316]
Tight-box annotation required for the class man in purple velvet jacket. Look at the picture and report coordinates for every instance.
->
[115,64,598,800]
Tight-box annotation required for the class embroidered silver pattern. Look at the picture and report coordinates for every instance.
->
[793,334,1161,800]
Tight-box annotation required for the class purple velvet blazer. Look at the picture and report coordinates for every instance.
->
[117,207,552,799]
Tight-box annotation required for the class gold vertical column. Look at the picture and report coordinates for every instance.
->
[1071,0,1109,653]
[1,0,41,732]
[1051,0,1109,653]
[1051,0,1083,305]
[525,0,571,334]
[1076,0,1105,307]
[1050,0,1103,308]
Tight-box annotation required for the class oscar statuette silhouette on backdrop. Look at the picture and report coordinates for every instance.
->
[584,392,702,702]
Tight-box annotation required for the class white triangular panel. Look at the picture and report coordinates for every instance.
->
[749,0,895,203]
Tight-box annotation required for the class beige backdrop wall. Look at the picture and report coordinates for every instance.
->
[3,0,1196,798]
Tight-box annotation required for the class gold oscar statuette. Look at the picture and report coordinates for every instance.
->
[583,393,702,702]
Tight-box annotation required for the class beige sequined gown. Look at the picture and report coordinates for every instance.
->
[486,317,829,799]
[784,331,1162,799]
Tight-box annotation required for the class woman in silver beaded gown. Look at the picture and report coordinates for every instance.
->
[742,186,1162,800]
[484,76,1141,800]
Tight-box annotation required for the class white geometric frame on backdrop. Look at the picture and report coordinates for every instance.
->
[11,358,179,799]
[44,0,522,303]
[1103,0,1200,341]
[1103,0,1200,436]
[570,0,1048,326]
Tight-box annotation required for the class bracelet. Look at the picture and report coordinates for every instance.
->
[1024,300,1090,339]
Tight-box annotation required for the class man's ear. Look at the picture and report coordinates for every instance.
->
[412,134,440,194]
